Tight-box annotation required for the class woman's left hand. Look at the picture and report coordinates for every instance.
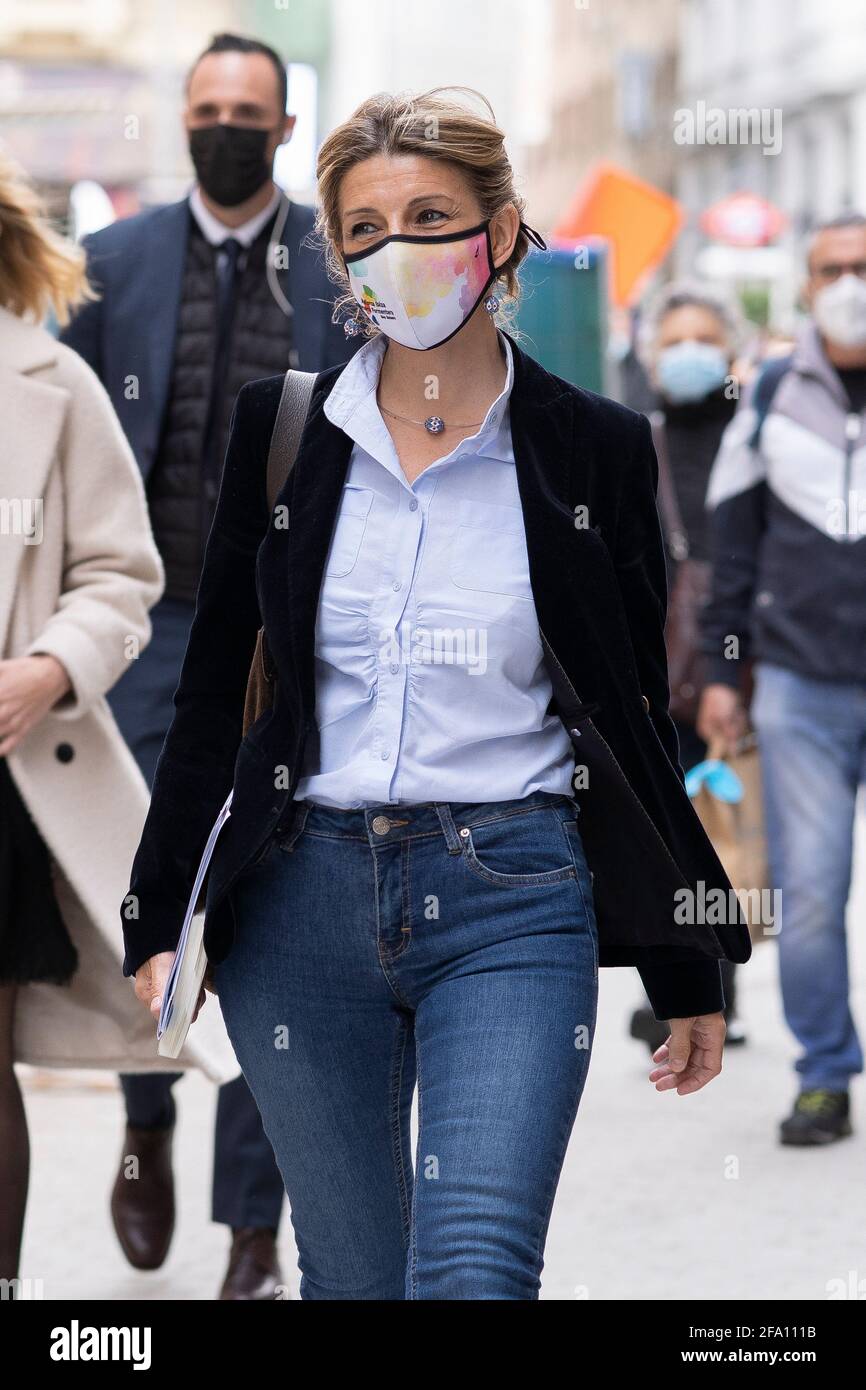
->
[649,1013,726,1095]
[0,655,72,755]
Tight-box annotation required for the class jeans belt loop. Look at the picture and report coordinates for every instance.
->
[433,802,463,855]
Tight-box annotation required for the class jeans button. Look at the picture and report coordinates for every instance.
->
[372,815,391,835]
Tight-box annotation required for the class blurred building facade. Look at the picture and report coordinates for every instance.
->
[325,0,552,187]
[0,0,332,217]
[675,0,866,317]
[520,0,682,231]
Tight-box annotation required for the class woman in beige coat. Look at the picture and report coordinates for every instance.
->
[0,155,237,1283]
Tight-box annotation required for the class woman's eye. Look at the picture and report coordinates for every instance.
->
[417,208,448,225]
[349,221,379,239]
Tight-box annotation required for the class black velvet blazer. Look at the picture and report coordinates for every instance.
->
[121,334,751,1019]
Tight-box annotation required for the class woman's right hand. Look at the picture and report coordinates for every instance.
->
[134,951,208,1030]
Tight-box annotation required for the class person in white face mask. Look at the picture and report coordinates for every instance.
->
[699,213,866,1148]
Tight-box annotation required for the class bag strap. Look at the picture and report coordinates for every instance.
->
[648,409,689,562]
[265,369,318,512]
[747,352,793,453]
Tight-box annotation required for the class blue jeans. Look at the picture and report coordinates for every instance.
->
[215,790,598,1300]
[751,662,866,1091]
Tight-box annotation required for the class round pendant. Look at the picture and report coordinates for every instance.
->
[424,415,446,435]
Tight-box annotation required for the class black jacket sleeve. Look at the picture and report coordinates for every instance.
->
[614,413,725,1019]
[121,381,275,976]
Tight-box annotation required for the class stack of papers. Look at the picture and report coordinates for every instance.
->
[157,790,233,1058]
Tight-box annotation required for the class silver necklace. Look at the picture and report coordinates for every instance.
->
[378,400,483,436]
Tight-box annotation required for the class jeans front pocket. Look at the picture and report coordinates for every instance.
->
[456,807,577,888]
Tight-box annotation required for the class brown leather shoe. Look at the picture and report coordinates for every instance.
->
[219,1228,283,1300]
[110,1124,176,1270]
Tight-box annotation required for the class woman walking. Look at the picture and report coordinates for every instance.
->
[0,154,230,1284]
[125,89,750,1300]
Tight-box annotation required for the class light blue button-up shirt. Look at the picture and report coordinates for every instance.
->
[294,330,575,808]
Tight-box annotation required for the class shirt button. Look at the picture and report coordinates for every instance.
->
[392,580,402,591]
[381,749,390,760]
[409,499,418,512]
[389,663,399,675]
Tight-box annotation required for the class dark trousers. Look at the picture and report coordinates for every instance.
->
[109,596,285,1230]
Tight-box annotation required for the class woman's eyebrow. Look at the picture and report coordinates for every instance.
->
[342,193,455,219]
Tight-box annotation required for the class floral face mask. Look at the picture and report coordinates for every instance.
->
[341,218,497,350]
[343,219,545,351]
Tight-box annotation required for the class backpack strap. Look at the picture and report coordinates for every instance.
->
[265,369,318,511]
[748,352,794,452]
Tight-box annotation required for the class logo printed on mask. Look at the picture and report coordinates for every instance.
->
[358,283,398,327]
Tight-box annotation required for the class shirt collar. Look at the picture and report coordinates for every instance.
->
[188,185,282,248]
[324,330,515,470]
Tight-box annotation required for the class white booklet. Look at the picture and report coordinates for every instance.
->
[157,789,233,1058]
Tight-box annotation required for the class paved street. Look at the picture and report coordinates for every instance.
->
[19,815,866,1302]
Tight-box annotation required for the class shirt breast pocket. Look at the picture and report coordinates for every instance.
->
[325,485,375,578]
[449,498,533,600]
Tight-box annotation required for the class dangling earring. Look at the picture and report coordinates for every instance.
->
[484,293,501,316]
[344,311,364,338]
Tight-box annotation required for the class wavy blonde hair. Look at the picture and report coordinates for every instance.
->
[0,150,94,326]
[314,87,531,338]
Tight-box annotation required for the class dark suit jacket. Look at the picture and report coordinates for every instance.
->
[121,334,751,1019]
[60,195,351,481]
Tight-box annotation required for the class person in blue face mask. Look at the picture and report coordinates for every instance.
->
[627,281,749,1055]
[641,280,746,703]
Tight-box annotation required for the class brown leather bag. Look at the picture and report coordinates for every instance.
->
[649,410,711,725]
[242,369,317,736]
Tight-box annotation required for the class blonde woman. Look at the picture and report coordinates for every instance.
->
[125,90,750,1300]
[0,155,229,1285]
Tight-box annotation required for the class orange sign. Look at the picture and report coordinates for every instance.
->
[552,162,684,306]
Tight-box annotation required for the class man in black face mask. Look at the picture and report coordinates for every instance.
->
[62,31,355,1300]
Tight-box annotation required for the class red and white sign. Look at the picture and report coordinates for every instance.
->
[700,193,787,247]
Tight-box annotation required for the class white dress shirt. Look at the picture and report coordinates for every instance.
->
[188,185,281,248]
[294,330,575,808]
